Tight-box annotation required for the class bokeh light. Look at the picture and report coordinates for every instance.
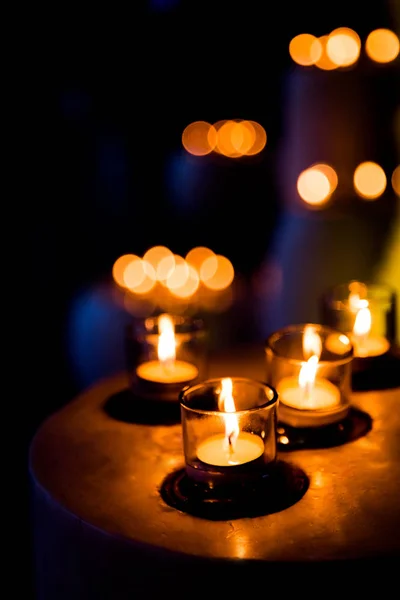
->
[354,162,387,200]
[201,255,235,290]
[391,165,400,197]
[365,29,400,63]
[312,164,338,196]
[314,35,338,70]
[112,254,140,288]
[123,258,156,294]
[326,27,361,67]
[182,121,217,156]
[164,255,189,290]
[244,121,267,156]
[113,246,236,314]
[156,253,176,282]
[169,264,200,298]
[297,165,334,206]
[183,120,266,158]
[185,246,216,271]
[289,33,322,66]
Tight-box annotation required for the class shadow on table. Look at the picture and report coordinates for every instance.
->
[103,388,181,425]
[160,459,309,521]
[352,346,400,392]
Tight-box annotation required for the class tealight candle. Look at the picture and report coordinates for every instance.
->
[132,313,202,402]
[136,360,198,384]
[325,305,390,359]
[277,375,340,411]
[321,282,396,369]
[180,377,278,488]
[265,324,353,429]
[197,432,264,467]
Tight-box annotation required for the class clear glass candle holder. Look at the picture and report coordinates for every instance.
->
[125,313,208,402]
[180,377,278,488]
[265,324,353,428]
[320,281,397,370]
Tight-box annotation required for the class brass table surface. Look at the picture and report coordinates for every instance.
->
[30,345,400,563]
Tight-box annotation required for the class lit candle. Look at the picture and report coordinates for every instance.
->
[277,326,340,411]
[351,305,390,358]
[135,314,198,397]
[196,378,264,467]
[325,299,390,358]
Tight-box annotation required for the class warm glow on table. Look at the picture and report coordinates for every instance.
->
[136,360,198,384]
[277,375,340,410]
[197,432,264,467]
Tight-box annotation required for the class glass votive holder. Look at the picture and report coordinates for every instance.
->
[125,313,208,402]
[320,281,397,371]
[180,377,278,489]
[265,324,353,429]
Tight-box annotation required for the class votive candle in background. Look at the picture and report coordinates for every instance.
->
[265,324,353,428]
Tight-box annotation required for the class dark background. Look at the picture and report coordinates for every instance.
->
[24,1,399,596]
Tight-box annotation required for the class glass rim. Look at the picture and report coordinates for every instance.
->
[265,323,354,363]
[144,313,205,332]
[322,280,397,300]
[179,376,278,415]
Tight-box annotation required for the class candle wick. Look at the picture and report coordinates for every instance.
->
[228,432,234,453]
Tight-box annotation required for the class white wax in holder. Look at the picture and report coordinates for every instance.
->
[136,360,199,384]
[277,376,340,411]
[197,432,264,467]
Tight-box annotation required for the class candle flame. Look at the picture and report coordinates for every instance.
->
[299,354,319,393]
[157,314,176,368]
[303,325,322,361]
[218,378,239,452]
[353,305,371,337]
[300,326,322,402]
[349,291,369,312]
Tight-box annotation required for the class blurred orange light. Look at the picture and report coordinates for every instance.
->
[230,121,256,155]
[200,255,218,282]
[202,255,234,290]
[354,162,387,200]
[326,27,361,67]
[185,247,215,272]
[297,166,332,206]
[314,35,338,70]
[182,121,217,156]
[165,256,189,290]
[112,254,140,288]
[313,163,338,195]
[242,121,267,156]
[289,34,322,66]
[392,165,400,197]
[365,29,399,63]
[143,246,172,271]
[156,253,176,282]
[170,264,200,298]
[123,258,145,288]
[215,120,243,158]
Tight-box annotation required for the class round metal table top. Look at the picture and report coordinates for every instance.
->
[29,345,400,562]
